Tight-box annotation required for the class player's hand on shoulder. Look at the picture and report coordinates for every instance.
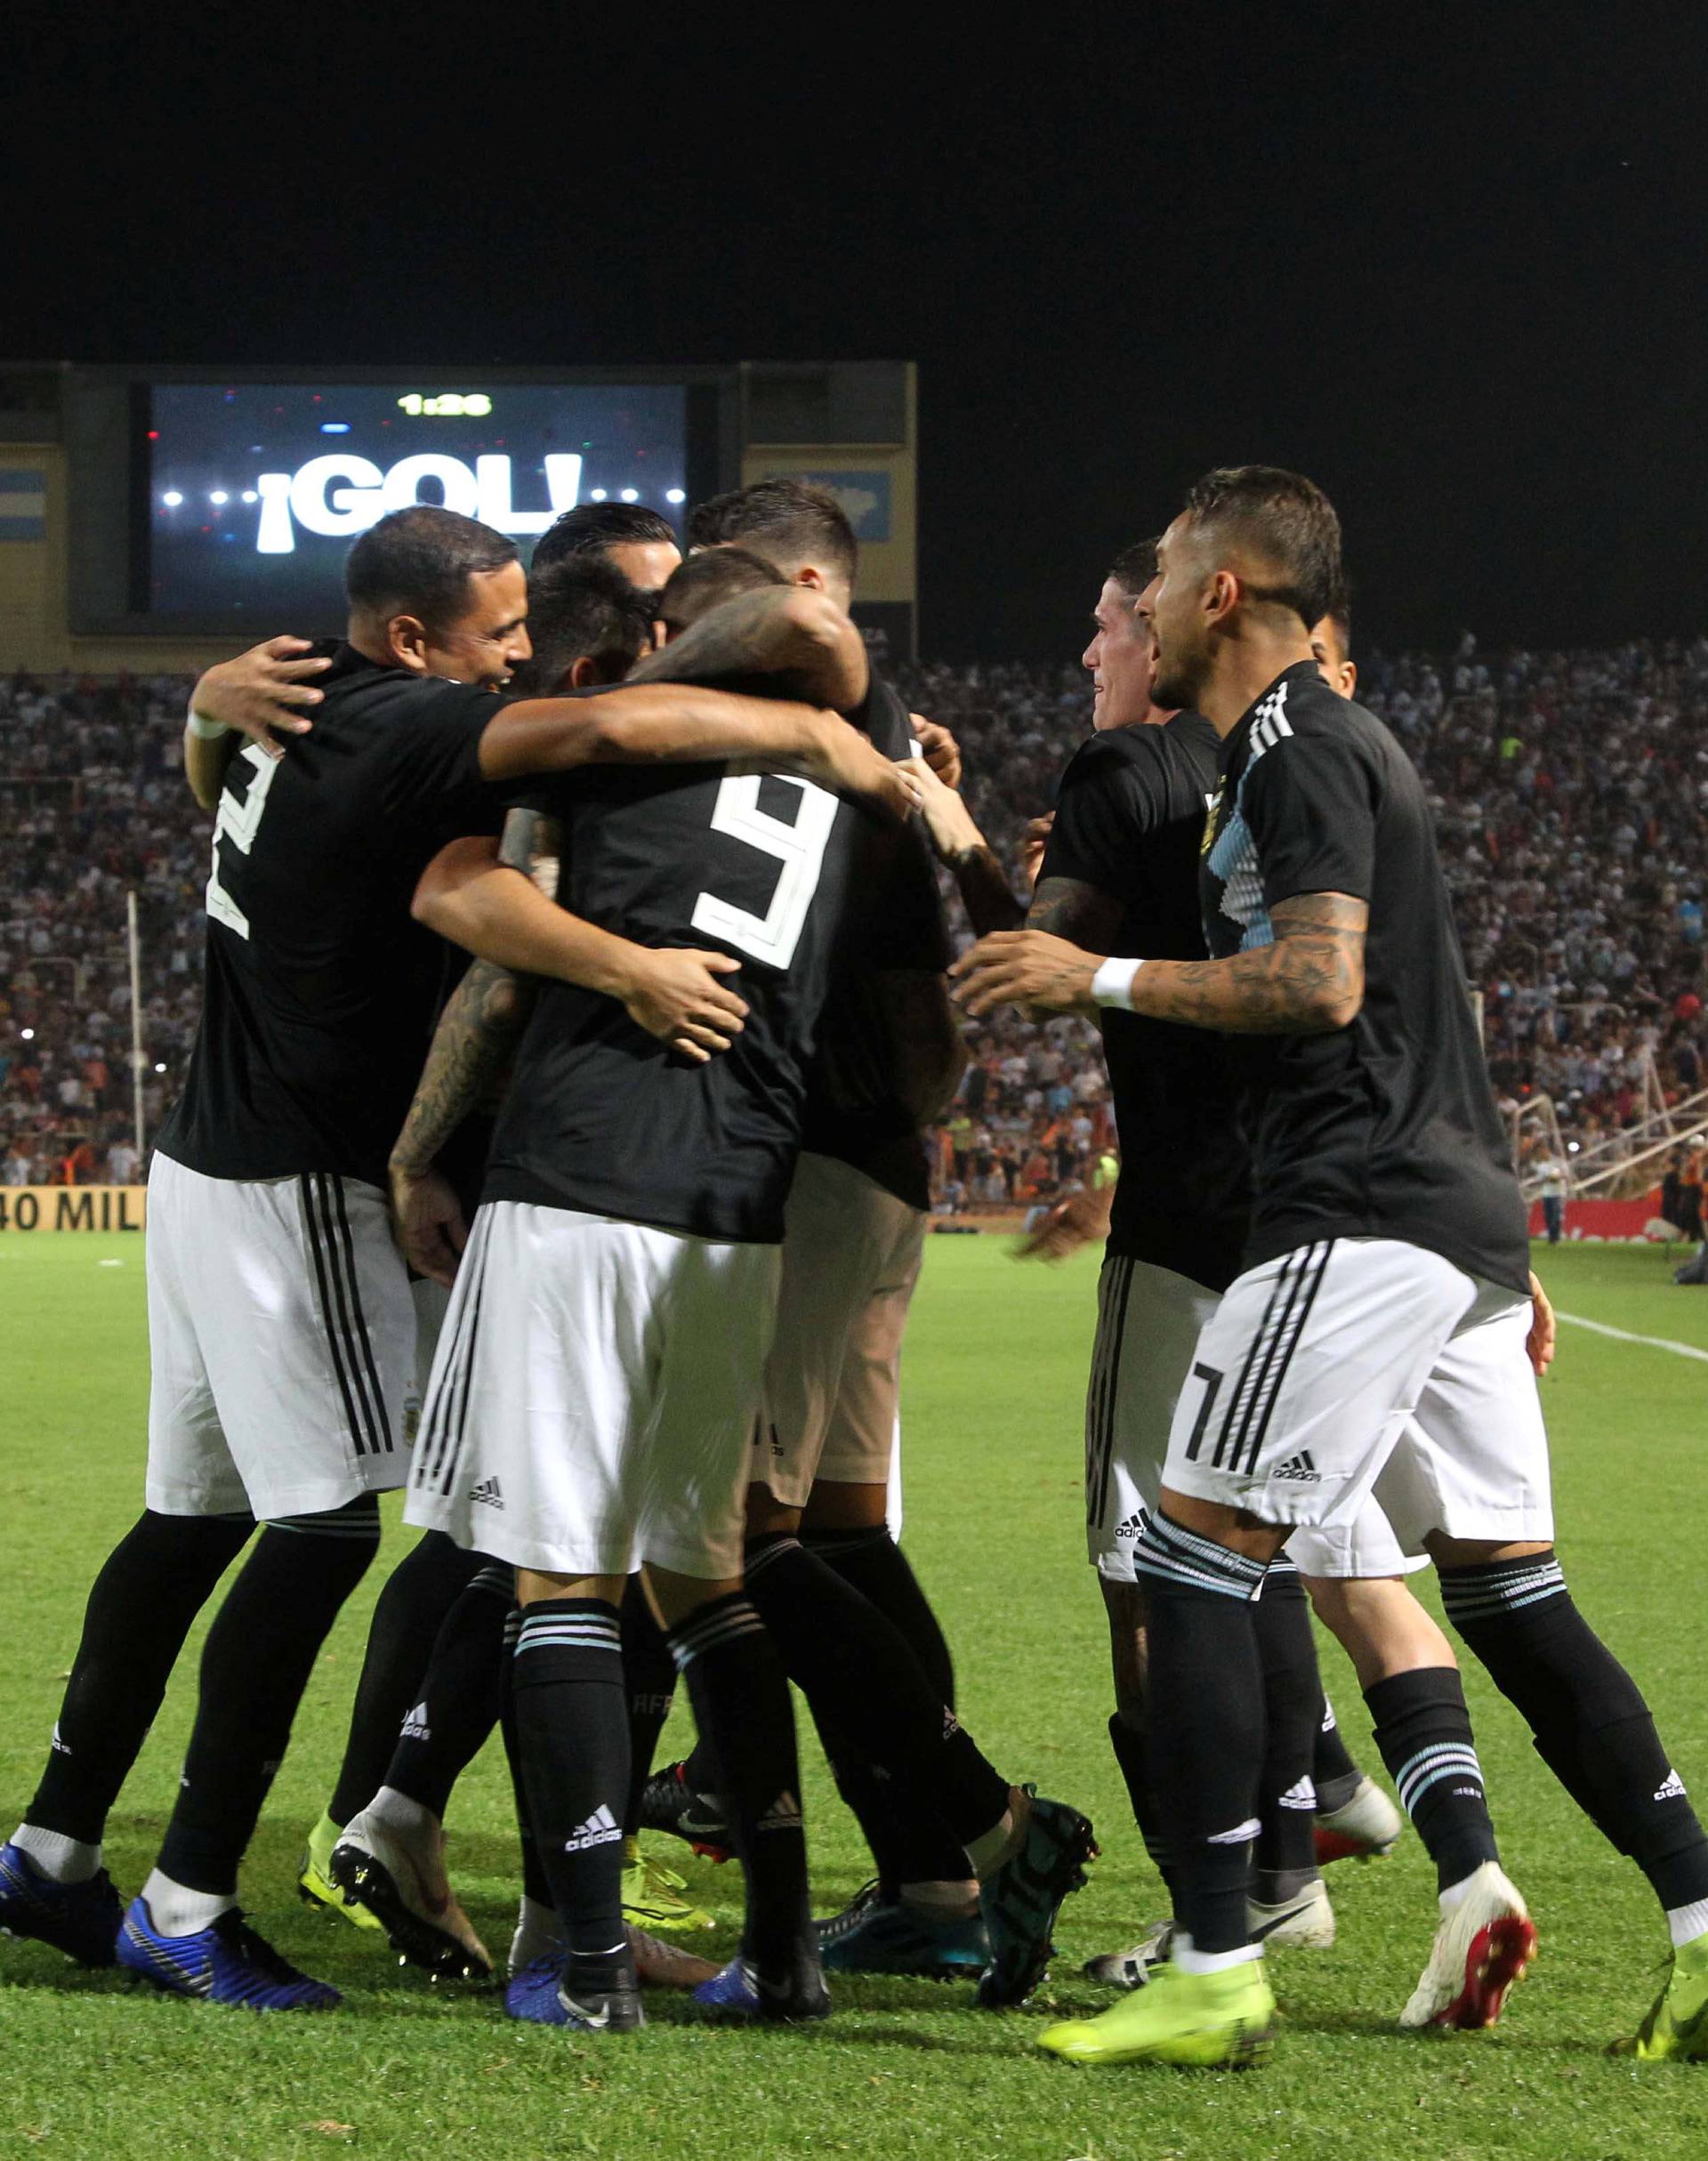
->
[949,928,1099,1020]
[806,713,922,821]
[388,1161,468,1289]
[190,636,329,754]
[911,714,963,790]
[896,755,981,861]
[1013,1186,1111,1264]
[1527,1269,1557,1377]
[621,947,749,1064]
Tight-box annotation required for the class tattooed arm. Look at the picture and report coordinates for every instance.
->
[388,811,556,1284]
[1027,875,1124,952]
[951,892,1368,1033]
[627,587,870,712]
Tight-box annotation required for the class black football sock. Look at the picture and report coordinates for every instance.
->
[681,1735,720,1796]
[510,1600,630,1989]
[669,1594,814,1976]
[799,1525,957,1705]
[1251,1561,1324,1905]
[382,1560,511,1818]
[1135,1515,1269,1959]
[619,1577,677,1839]
[24,1509,254,1849]
[1364,1665,1500,1894]
[1441,1552,1708,1916]
[1312,1693,1364,1817]
[327,1529,484,1827]
[1108,1710,1177,1901]
[745,1533,1009,1857]
[498,1609,552,1910]
[156,1496,381,1896]
[799,1525,970,1894]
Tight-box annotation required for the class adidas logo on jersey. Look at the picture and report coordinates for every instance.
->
[563,1804,623,1853]
[1656,1768,1688,1802]
[470,1476,504,1508]
[1116,1512,1144,1540]
[1277,1776,1317,1811]
[757,1790,803,1834]
[401,1702,431,1742]
[1272,1450,1322,1482]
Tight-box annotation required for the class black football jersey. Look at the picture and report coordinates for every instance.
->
[799,677,951,1210]
[156,643,508,1189]
[1202,663,1529,1294]
[483,755,861,1243]
[1039,714,1250,1292]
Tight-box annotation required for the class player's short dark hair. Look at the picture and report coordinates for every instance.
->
[345,506,519,631]
[657,546,787,638]
[511,555,656,693]
[531,500,680,571]
[1108,537,1159,595]
[1179,466,1342,631]
[688,479,858,587]
[1321,583,1353,652]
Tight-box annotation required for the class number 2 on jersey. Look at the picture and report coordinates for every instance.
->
[690,774,837,970]
[205,745,279,940]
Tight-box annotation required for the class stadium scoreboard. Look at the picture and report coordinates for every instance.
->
[0,361,918,663]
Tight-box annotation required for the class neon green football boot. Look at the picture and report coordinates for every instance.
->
[1621,1934,1708,2061]
[621,1836,713,1932]
[296,1810,383,1931]
[1039,1955,1277,2068]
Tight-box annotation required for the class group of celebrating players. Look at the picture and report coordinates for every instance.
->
[3,465,1705,2069]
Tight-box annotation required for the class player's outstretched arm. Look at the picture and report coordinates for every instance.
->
[477,684,917,818]
[896,756,1025,935]
[413,836,750,1066]
[1014,1181,1115,1264]
[951,892,1368,1032]
[184,636,331,803]
[627,587,870,713]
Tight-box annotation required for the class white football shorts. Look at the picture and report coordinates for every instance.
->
[406,1199,780,1580]
[145,1149,419,1520]
[1162,1235,1553,1556]
[753,1152,925,1509]
[1086,1251,1427,1581]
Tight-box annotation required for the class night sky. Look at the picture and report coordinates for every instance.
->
[10,7,1706,658]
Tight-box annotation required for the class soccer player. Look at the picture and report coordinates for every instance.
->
[0,507,902,2010]
[955,465,1708,2068]
[530,499,682,598]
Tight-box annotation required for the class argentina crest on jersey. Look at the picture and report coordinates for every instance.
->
[1206,681,1295,952]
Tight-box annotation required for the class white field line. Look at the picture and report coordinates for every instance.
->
[1556,1311,1708,1366]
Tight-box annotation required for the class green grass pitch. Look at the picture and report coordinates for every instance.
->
[2,1233,1706,2160]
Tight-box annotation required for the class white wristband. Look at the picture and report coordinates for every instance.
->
[186,707,231,741]
[1092,957,1144,1011]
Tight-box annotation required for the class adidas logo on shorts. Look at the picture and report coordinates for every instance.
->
[758,1789,803,1833]
[1272,1450,1322,1483]
[1656,1768,1688,1802]
[470,1476,504,1508]
[563,1804,623,1853]
[401,1702,431,1742]
[1116,1512,1144,1540]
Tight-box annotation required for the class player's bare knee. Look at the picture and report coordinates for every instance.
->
[798,1479,888,1533]
[745,1483,802,1537]
[1158,1486,1286,1563]
[643,1563,744,1629]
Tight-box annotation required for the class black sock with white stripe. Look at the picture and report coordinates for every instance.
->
[1312,1693,1364,1817]
[156,1496,382,1896]
[1364,1665,1499,1893]
[619,1577,677,1840]
[1251,1560,1323,1906]
[382,1560,512,1818]
[1441,1551,1708,1921]
[498,1609,552,1909]
[328,1530,484,1827]
[668,1593,816,1980]
[511,1600,631,1989]
[1136,1515,1269,1960]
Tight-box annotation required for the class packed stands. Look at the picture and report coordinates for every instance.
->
[2,643,1704,1205]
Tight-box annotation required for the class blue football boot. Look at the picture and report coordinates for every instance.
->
[116,1896,341,2010]
[0,1841,123,1968]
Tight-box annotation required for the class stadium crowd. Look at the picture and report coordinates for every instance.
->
[2,639,1705,1198]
